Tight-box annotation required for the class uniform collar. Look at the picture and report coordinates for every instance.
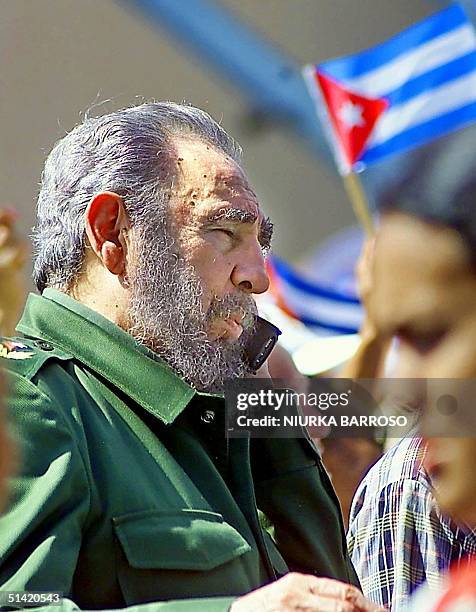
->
[16,289,196,424]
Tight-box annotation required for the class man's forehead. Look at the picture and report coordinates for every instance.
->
[174,138,244,181]
[173,138,260,214]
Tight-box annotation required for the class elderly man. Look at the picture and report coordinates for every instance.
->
[0,103,369,611]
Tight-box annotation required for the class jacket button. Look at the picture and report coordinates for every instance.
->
[37,340,54,351]
[200,410,215,424]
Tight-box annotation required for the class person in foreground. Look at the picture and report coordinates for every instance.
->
[350,129,476,611]
[348,433,476,610]
[0,102,378,611]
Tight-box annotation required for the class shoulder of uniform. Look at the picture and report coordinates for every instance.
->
[0,336,73,380]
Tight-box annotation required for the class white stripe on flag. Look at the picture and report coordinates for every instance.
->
[279,281,363,329]
[344,25,476,98]
[367,69,476,147]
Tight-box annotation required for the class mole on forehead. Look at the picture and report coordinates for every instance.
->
[178,160,254,198]
[200,166,252,194]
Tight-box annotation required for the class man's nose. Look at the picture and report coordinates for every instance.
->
[231,245,269,295]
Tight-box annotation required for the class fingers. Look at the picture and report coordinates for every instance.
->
[0,209,18,248]
[280,574,382,612]
[298,593,357,611]
[0,208,18,226]
[355,238,376,301]
[308,577,365,605]
[304,576,384,612]
[231,573,385,612]
[0,224,10,249]
[0,209,27,269]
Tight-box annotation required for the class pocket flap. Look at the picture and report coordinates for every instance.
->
[113,509,252,571]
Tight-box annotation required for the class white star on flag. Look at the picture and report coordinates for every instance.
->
[338,101,365,129]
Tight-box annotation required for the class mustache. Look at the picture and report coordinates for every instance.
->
[205,292,258,332]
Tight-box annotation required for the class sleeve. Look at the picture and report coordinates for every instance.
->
[251,435,359,586]
[0,373,236,612]
[0,372,91,594]
[347,477,455,610]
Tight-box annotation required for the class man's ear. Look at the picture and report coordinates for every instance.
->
[85,192,130,276]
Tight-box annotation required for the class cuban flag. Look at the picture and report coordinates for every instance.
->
[264,255,363,335]
[303,3,476,174]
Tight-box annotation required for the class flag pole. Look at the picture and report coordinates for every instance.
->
[342,172,374,236]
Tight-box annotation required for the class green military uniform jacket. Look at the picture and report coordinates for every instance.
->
[0,289,358,610]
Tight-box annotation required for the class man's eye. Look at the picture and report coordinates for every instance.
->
[214,228,234,239]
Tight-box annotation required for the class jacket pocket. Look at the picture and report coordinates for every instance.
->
[112,508,255,604]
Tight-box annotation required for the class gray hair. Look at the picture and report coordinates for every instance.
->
[33,102,242,292]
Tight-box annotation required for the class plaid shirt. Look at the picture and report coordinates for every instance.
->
[347,437,476,611]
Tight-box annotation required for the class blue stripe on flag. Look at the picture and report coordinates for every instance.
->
[272,257,360,304]
[317,3,467,81]
[298,316,359,335]
[361,99,476,165]
[385,51,476,107]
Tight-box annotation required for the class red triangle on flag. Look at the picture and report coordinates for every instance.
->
[316,70,389,168]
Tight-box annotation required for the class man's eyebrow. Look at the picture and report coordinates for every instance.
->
[259,216,274,251]
[205,207,257,224]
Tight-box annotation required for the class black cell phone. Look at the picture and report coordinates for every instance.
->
[244,316,282,372]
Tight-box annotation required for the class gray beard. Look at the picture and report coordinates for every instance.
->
[126,218,257,392]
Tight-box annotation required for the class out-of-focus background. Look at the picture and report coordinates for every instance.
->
[1,0,436,270]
